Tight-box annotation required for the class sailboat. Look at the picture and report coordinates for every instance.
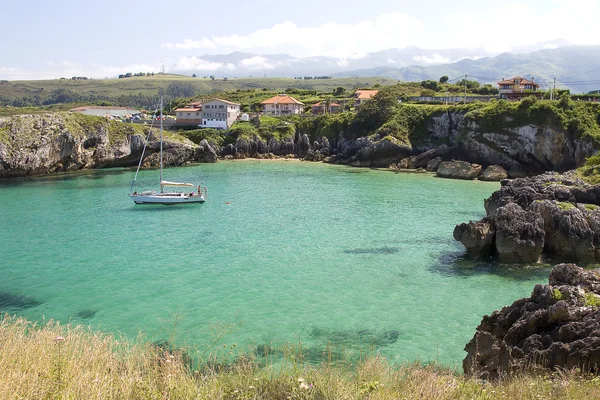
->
[129,96,206,205]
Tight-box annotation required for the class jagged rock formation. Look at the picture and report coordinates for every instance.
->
[455,171,600,263]
[0,113,215,178]
[464,263,600,379]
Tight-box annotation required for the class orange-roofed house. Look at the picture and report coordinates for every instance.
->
[497,76,541,100]
[261,94,305,116]
[354,90,379,107]
[174,103,202,126]
[311,101,341,115]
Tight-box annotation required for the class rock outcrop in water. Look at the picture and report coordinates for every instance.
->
[464,263,600,379]
[0,113,214,178]
[454,171,600,263]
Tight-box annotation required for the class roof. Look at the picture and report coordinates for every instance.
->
[174,108,201,112]
[313,101,340,107]
[497,76,539,87]
[354,90,379,99]
[261,94,305,105]
[204,98,241,106]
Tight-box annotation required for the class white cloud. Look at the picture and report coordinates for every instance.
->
[239,56,276,70]
[161,13,423,58]
[170,57,236,72]
[442,0,599,53]
[412,53,450,64]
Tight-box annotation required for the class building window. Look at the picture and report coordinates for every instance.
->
[219,105,224,109]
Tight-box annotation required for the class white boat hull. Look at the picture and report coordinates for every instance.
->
[129,192,205,205]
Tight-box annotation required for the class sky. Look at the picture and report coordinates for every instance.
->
[1,0,599,80]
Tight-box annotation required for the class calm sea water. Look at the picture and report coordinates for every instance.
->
[0,161,551,368]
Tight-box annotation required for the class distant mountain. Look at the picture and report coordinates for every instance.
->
[171,45,600,93]
[334,46,600,93]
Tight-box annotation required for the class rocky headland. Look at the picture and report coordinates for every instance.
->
[0,113,217,178]
[454,171,600,263]
[464,263,600,379]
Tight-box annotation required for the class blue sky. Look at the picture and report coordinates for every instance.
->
[1,0,598,79]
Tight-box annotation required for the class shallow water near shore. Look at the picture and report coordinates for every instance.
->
[0,161,551,368]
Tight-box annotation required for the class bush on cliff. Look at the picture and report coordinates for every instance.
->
[464,96,600,139]
[180,128,224,148]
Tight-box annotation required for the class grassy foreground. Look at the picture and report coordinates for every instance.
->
[2,315,600,399]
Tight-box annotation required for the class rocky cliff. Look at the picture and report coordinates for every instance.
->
[464,263,600,379]
[0,113,217,178]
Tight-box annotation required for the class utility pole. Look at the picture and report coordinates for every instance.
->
[551,77,556,100]
[464,74,468,104]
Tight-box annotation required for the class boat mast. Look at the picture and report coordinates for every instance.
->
[160,95,164,193]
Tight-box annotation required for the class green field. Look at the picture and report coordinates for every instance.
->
[0,74,399,108]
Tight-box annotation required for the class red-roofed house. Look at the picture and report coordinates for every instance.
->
[311,101,341,115]
[175,103,202,126]
[354,90,379,107]
[261,94,305,116]
[497,76,541,100]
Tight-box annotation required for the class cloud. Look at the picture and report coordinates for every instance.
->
[442,0,599,53]
[412,53,450,64]
[170,57,236,72]
[161,13,423,58]
[239,56,276,70]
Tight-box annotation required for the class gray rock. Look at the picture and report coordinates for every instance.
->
[529,200,595,263]
[436,161,482,180]
[465,263,600,379]
[426,157,442,172]
[479,165,508,181]
[453,219,495,258]
[493,203,545,263]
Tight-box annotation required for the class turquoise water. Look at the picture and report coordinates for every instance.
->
[0,161,551,368]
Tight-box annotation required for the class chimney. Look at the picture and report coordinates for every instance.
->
[532,77,535,82]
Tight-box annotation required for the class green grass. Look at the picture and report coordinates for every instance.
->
[3,314,600,399]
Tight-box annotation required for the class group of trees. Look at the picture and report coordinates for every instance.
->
[418,77,499,96]
[118,72,155,79]
[294,76,332,80]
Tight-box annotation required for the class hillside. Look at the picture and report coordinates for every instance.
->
[0,75,397,109]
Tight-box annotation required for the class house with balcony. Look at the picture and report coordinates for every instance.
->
[261,94,305,116]
[354,90,379,107]
[497,76,541,100]
[174,103,202,126]
[201,99,241,129]
[311,101,341,115]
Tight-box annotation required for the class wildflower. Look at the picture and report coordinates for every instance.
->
[55,336,64,342]
[248,385,255,389]
[299,382,310,390]
[297,377,305,383]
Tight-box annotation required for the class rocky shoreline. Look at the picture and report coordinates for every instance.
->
[464,263,600,379]
[1,108,596,179]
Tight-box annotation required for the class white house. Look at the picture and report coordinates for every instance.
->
[261,94,305,116]
[201,99,241,129]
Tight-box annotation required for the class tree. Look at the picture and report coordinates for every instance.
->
[333,86,346,96]
[439,76,449,84]
[347,87,399,138]
[192,74,196,78]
